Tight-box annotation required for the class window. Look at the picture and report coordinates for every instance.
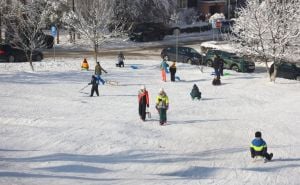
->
[177,0,188,8]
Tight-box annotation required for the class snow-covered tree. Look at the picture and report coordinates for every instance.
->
[47,0,70,44]
[4,0,52,71]
[63,0,130,63]
[112,0,176,24]
[231,0,300,81]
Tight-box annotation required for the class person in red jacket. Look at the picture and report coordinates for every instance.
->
[138,85,150,121]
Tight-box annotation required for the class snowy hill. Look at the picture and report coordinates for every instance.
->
[0,58,300,185]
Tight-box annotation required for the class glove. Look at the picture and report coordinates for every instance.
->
[88,83,91,85]
[147,104,149,108]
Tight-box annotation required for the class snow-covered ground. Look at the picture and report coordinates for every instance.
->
[1,58,300,185]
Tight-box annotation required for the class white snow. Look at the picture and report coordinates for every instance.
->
[1,57,300,185]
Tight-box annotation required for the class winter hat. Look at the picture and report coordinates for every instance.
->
[159,88,164,93]
[141,85,146,90]
[255,131,262,138]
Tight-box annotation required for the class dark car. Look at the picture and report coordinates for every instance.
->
[220,20,234,33]
[43,34,54,49]
[270,62,300,80]
[0,44,43,63]
[204,49,255,72]
[161,46,204,65]
[128,22,169,42]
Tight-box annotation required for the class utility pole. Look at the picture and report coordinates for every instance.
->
[0,11,2,43]
[228,0,231,19]
[72,0,75,43]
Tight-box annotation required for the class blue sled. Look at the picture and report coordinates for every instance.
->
[130,65,138,69]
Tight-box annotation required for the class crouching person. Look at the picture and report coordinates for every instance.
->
[155,88,169,125]
[250,131,273,161]
[190,84,201,100]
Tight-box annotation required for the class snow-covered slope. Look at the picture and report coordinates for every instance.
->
[0,58,300,185]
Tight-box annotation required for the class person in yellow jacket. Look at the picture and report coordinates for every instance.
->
[81,58,89,70]
[155,88,169,125]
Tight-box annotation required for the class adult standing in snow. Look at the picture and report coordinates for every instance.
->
[190,84,201,100]
[250,131,273,161]
[155,88,169,125]
[160,59,169,82]
[81,58,89,70]
[138,85,150,121]
[116,51,125,67]
[88,75,99,97]
[213,54,221,79]
[95,62,107,85]
[169,61,177,82]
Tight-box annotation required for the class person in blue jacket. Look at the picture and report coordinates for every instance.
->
[250,131,273,161]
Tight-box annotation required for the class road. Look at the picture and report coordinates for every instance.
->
[42,37,211,60]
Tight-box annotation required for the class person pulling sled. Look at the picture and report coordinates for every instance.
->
[88,75,99,97]
[250,131,273,162]
[155,88,169,125]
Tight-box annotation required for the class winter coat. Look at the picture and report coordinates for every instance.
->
[156,93,169,109]
[95,63,107,75]
[138,90,149,106]
[81,60,89,70]
[160,60,169,72]
[190,84,201,99]
[118,53,125,62]
[169,63,176,73]
[250,138,267,152]
[89,75,99,86]
[213,56,221,69]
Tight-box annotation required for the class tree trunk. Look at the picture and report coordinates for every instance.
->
[29,52,34,71]
[94,44,98,63]
[56,27,59,44]
[270,64,278,82]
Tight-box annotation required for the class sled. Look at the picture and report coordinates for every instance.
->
[146,111,151,119]
[252,156,267,163]
[106,80,119,86]
[130,65,138,69]
[175,76,181,81]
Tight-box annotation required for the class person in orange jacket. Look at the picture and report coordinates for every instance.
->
[138,85,150,121]
[81,58,89,70]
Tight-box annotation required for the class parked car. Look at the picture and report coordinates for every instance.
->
[220,20,234,33]
[204,49,255,72]
[0,44,43,63]
[161,46,204,65]
[270,61,300,80]
[128,22,169,42]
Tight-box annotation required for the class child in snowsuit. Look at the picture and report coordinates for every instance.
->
[95,62,107,85]
[250,131,273,161]
[155,88,169,125]
[169,61,177,82]
[88,75,99,97]
[138,85,150,121]
[116,52,125,67]
[160,59,169,82]
[81,58,89,70]
[190,84,201,100]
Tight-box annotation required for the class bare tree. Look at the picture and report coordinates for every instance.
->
[231,0,300,82]
[63,0,130,63]
[5,0,52,71]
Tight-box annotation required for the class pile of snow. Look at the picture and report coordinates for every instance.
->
[0,58,300,185]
